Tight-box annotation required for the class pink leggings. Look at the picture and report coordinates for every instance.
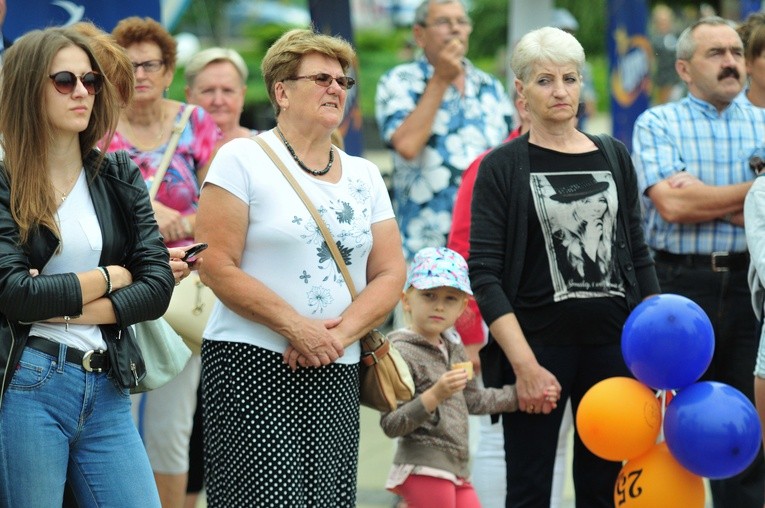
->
[393,474,481,508]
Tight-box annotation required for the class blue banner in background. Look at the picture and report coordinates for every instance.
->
[607,0,650,151]
[5,1,161,40]
[741,1,763,20]
[308,0,364,156]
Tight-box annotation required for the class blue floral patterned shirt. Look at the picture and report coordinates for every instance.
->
[375,56,513,260]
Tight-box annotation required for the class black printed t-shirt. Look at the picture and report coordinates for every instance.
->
[513,143,629,346]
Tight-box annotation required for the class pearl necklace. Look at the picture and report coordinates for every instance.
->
[275,126,333,176]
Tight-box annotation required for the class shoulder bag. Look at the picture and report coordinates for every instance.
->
[131,318,191,394]
[129,105,199,393]
[156,105,217,354]
[253,135,414,412]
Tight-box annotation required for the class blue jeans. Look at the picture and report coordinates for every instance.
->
[0,345,160,507]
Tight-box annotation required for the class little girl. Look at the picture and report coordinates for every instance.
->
[382,247,559,507]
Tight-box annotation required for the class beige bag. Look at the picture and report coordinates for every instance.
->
[253,136,415,412]
[164,273,215,354]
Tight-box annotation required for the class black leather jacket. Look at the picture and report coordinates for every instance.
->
[0,149,174,405]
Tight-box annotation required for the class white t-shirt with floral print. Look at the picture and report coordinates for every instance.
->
[201,130,394,364]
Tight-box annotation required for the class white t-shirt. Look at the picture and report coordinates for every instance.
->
[31,170,106,350]
[202,131,395,363]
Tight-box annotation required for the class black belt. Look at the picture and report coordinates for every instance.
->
[653,250,749,272]
[26,336,109,372]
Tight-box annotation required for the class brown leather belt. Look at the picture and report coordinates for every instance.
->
[26,336,109,372]
[653,250,749,272]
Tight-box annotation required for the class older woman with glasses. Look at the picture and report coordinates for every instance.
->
[195,28,405,507]
[104,16,219,508]
[108,17,218,247]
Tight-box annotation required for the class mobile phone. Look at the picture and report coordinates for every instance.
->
[181,243,208,262]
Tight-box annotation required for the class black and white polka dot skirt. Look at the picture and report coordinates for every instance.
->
[201,339,360,507]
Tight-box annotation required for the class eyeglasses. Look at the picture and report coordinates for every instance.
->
[131,59,165,73]
[421,17,472,29]
[286,73,356,90]
[48,71,104,95]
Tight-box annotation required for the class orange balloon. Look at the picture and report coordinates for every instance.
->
[576,377,662,461]
[614,442,705,508]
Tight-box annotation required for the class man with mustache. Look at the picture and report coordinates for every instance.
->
[632,16,765,508]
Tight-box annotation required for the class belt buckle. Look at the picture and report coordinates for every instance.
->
[711,251,730,272]
[82,349,106,372]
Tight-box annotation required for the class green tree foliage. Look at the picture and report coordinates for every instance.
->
[467,0,607,61]
[556,0,607,56]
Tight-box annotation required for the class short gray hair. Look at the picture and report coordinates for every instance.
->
[413,0,466,26]
[185,47,249,86]
[511,26,585,83]
[676,16,739,60]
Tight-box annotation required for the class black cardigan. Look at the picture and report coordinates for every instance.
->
[469,133,660,388]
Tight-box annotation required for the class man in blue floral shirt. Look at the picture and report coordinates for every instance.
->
[375,0,513,260]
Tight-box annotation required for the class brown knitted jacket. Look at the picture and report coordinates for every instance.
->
[380,328,517,478]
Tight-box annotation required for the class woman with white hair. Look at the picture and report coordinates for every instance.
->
[185,47,257,150]
[468,27,659,506]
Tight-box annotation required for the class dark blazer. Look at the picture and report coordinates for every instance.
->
[0,149,174,402]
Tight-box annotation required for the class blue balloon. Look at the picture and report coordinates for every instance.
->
[621,294,714,389]
[664,381,762,479]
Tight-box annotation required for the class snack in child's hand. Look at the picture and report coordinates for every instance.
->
[451,361,474,380]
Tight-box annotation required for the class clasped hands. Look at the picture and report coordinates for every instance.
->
[516,364,562,415]
[282,316,345,371]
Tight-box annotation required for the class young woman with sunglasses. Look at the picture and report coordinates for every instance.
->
[0,27,174,506]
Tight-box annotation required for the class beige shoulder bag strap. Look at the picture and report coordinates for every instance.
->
[252,135,359,299]
[149,104,197,200]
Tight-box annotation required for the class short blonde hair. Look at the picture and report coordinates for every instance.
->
[185,47,248,86]
[511,26,585,83]
[261,29,356,117]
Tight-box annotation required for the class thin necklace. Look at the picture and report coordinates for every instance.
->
[52,165,82,203]
[124,104,167,151]
[275,126,333,176]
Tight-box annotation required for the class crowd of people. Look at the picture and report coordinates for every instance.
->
[3,1,765,507]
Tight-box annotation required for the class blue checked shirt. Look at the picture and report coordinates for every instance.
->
[375,56,512,260]
[632,94,765,254]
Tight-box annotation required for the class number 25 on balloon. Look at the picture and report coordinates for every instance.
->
[612,443,705,508]
[614,469,642,506]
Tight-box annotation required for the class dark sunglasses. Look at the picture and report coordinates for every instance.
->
[49,71,104,95]
[286,73,355,90]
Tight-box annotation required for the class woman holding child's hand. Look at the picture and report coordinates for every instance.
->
[469,27,658,507]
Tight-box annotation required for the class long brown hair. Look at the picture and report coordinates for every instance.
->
[0,27,120,245]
